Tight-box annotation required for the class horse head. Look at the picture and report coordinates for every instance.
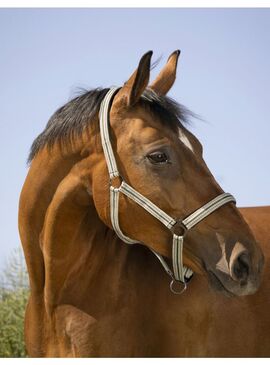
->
[92,51,264,297]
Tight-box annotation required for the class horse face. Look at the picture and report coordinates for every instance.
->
[94,51,264,296]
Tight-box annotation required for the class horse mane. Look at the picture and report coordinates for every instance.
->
[28,87,193,163]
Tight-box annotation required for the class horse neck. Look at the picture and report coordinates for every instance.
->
[31,143,158,315]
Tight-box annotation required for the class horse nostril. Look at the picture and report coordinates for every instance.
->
[232,253,250,284]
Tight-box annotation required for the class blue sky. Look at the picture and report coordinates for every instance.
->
[0,8,269,268]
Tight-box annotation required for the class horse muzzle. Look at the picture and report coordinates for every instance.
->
[209,244,264,296]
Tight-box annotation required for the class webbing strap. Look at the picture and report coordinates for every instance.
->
[99,87,236,291]
[110,187,138,245]
[99,87,121,179]
[182,193,236,230]
[172,235,184,282]
[119,182,176,229]
[110,186,193,282]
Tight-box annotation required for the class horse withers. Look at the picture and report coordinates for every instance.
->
[19,50,269,357]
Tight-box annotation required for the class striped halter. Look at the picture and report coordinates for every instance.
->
[99,87,236,294]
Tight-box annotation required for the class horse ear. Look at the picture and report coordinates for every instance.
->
[149,50,180,95]
[114,51,153,107]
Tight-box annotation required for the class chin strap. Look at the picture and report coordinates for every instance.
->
[99,87,236,294]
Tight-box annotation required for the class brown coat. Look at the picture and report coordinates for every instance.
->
[19,51,269,357]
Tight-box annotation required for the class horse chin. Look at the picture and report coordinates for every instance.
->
[207,271,236,298]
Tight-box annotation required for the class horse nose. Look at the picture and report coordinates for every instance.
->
[230,252,250,284]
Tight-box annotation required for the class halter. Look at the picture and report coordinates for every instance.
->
[99,87,236,294]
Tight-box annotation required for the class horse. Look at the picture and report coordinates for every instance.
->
[19,50,270,357]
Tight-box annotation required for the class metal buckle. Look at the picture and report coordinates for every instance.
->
[170,279,187,295]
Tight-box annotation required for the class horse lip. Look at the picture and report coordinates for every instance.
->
[207,269,260,297]
[207,270,236,298]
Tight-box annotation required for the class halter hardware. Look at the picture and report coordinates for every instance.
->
[170,279,187,295]
[109,175,123,189]
[171,220,188,237]
[99,87,236,294]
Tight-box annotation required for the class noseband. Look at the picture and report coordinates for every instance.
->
[99,87,236,294]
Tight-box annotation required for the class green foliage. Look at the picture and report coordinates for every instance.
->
[0,289,28,357]
[0,247,29,357]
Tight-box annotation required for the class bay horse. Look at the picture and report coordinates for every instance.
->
[19,50,270,357]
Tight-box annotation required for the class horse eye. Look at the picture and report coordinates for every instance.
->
[147,152,169,164]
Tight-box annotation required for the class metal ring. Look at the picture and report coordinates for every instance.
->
[170,220,188,237]
[170,279,187,295]
[109,175,123,189]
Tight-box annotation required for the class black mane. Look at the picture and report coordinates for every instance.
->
[28,87,192,163]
